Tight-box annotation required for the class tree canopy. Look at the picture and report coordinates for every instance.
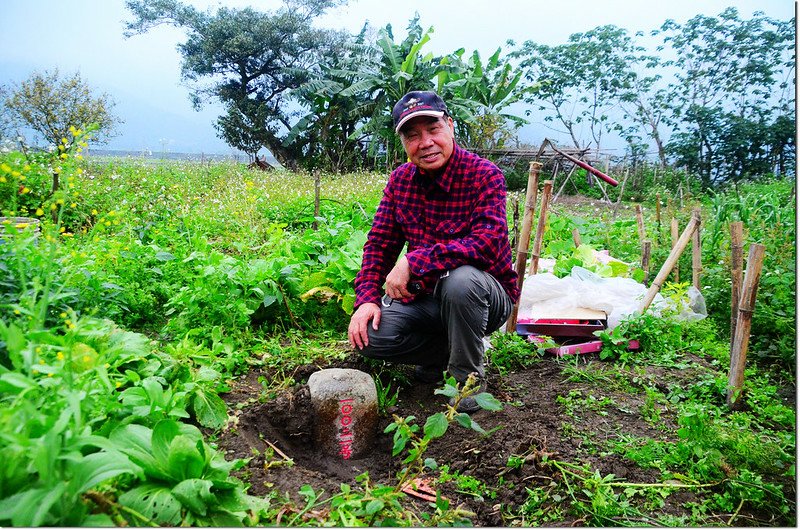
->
[3,69,119,149]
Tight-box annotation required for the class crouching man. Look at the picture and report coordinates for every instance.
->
[347,90,519,413]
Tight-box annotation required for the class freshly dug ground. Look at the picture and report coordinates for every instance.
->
[215,349,796,526]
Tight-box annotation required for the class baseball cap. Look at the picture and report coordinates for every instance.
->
[392,91,449,133]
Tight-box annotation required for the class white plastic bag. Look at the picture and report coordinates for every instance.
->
[518,266,705,330]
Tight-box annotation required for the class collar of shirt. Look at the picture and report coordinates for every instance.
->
[412,143,464,193]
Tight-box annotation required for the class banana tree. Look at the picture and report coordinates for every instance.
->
[336,16,439,169]
[437,47,527,149]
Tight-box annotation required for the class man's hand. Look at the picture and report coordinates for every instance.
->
[348,302,381,350]
[384,255,412,300]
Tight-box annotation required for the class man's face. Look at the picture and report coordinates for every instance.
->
[399,115,455,174]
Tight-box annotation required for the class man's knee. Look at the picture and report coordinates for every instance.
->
[439,266,488,304]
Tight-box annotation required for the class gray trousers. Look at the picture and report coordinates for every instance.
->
[357,265,513,381]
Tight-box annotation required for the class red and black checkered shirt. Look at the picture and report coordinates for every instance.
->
[354,144,519,308]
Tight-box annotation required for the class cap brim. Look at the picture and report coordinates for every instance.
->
[395,110,445,133]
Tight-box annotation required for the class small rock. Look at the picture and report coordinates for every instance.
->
[307,368,378,460]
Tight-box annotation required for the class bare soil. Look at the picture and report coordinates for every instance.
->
[215,351,795,526]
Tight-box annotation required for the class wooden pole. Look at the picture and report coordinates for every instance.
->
[312,169,321,231]
[655,194,662,245]
[506,162,542,332]
[691,207,702,291]
[528,180,553,276]
[641,240,652,285]
[572,227,582,248]
[670,217,680,283]
[635,204,646,245]
[639,212,700,312]
[729,222,744,349]
[726,244,766,409]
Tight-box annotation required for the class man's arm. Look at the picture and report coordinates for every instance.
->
[353,186,406,308]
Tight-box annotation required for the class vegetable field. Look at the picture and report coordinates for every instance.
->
[0,151,795,526]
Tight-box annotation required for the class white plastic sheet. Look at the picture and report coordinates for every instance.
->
[518,266,706,330]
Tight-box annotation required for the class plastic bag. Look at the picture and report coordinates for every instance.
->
[518,266,706,330]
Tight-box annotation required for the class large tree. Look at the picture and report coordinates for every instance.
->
[3,69,119,149]
[655,8,795,185]
[124,0,347,169]
[512,25,639,152]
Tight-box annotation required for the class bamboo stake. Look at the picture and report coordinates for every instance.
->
[729,222,744,349]
[510,194,520,253]
[506,162,542,332]
[691,207,702,290]
[312,169,321,231]
[655,194,662,245]
[572,227,582,248]
[639,213,700,312]
[635,204,646,244]
[641,240,652,285]
[726,244,766,409]
[528,180,553,276]
[670,217,680,283]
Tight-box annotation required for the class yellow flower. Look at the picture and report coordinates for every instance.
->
[50,204,57,211]
[57,352,65,361]
[56,199,64,205]
[21,187,30,194]
[115,381,122,388]
[48,373,53,378]
[18,175,25,181]
[0,177,6,183]
[62,137,69,144]
[0,163,11,172]
[13,309,20,315]
[59,226,66,233]
[91,209,98,215]
[59,153,68,160]
[39,359,45,365]
[11,171,20,177]
[60,312,67,318]
[70,203,76,208]
[104,220,111,226]
[36,208,44,216]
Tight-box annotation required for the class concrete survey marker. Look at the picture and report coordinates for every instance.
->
[307,368,378,460]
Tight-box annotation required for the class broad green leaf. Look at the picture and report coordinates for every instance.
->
[423,412,449,439]
[70,450,143,493]
[433,383,458,398]
[0,483,66,526]
[152,420,181,467]
[365,498,385,515]
[167,435,206,480]
[119,484,181,525]
[455,412,473,429]
[172,478,215,516]
[474,392,503,411]
[191,388,228,430]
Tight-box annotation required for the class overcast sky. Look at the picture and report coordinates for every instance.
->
[0,0,794,156]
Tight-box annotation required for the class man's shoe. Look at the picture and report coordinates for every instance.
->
[414,364,446,384]
[448,377,487,414]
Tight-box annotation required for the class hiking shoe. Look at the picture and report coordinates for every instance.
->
[449,377,487,414]
[413,364,446,384]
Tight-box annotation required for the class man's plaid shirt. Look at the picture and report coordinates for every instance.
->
[354,144,519,308]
